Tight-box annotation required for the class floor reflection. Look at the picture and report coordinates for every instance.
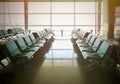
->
[33,36,84,84]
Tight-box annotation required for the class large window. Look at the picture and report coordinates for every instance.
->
[28,2,98,35]
[28,2,50,31]
[0,2,24,29]
[0,1,102,36]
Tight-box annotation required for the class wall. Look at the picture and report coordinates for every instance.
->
[102,0,120,39]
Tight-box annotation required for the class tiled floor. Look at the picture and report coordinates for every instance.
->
[31,36,120,84]
[32,36,84,84]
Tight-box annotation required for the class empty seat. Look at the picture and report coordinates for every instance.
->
[39,31,45,39]
[80,38,103,53]
[78,35,96,48]
[23,35,40,52]
[76,34,92,45]
[82,41,113,60]
[80,38,103,52]
[15,37,37,54]
[3,40,34,64]
[33,32,46,44]
[29,34,44,47]
[11,28,18,35]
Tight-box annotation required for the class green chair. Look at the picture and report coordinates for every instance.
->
[23,35,40,52]
[76,34,92,46]
[36,32,46,44]
[78,35,96,48]
[82,41,113,61]
[18,28,24,33]
[29,34,44,47]
[80,38,103,52]
[2,29,13,37]
[15,37,37,54]
[0,30,4,39]
[4,40,34,64]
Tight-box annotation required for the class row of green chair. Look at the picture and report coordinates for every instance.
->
[71,28,90,41]
[0,28,24,41]
[1,34,43,65]
[0,28,54,70]
[0,29,13,39]
[73,30,114,68]
[32,28,54,43]
[8,28,24,35]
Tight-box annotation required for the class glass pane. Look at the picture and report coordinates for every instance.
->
[3,26,25,30]
[75,26,95,34]
[75,14,95,25]
[53,30,61,36]
[101,1,103,13]
[115,17,120,26]
[28,15,50,25]
[5,14,24,25]
[52,14,74,25]
[28,26,51,32]
[28,2,50,13]
[52,26,74,30]
[95,1,98,13]
[95,14,98,25]
[0,15,4,25]
[52,2,74,13]
[4,2,24,13]
[0,2,4,13]
[52,26,73,36]
[75,2,95,13]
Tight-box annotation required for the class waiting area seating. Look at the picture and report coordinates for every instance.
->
[72,28,119,71]
[71,28,90,41]
[8,28,24,35]
[0,28,24,41]
[0,28,54,72]
[32,28,54,43]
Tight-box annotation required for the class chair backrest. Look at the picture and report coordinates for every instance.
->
[19,28,24,33]
[29,34,37,44]
[43,30,47,35]
[17,28,23,33]
[88,35,96,46]
[12,28,18,34]
[39,31,44,37]
[39,31,44,38]
[92,38,103,51]
[15,37,28,52]
[97,41,113,59]
[80,32,87,39]
[32,32,40,41]
[85,34,92,43]
[2,29,9,35]
[23,35,33,47]
[42,30,47,36]
[4,40,21,58]
[0,30,4,38]
[78,30,84,37]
